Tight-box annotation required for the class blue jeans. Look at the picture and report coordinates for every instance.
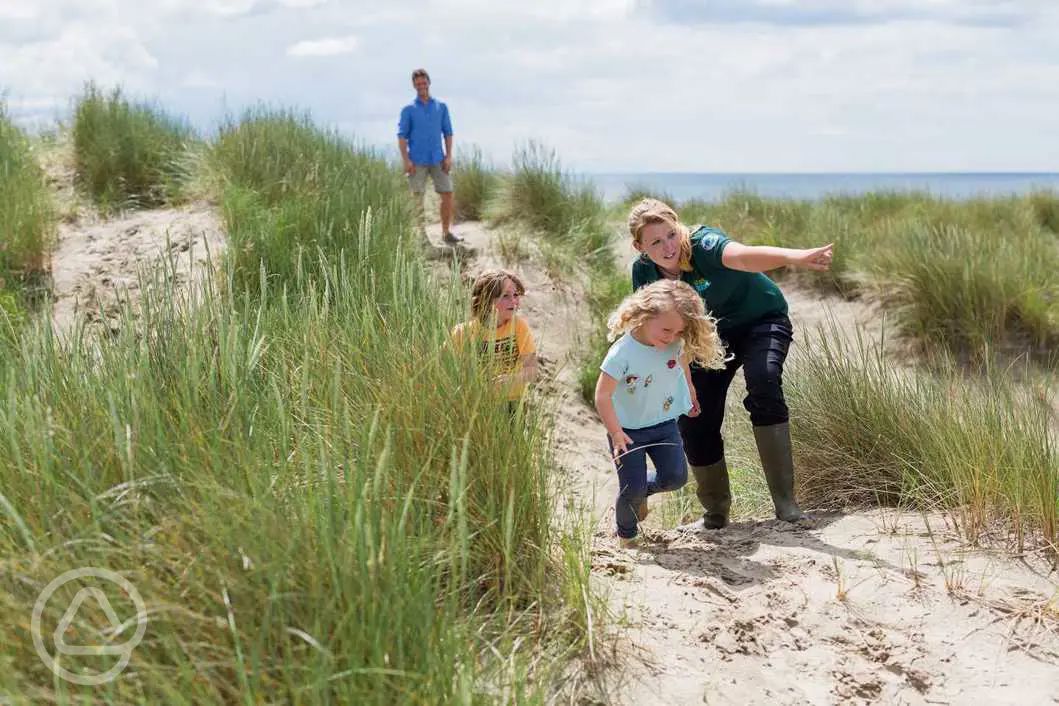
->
[608,419,688,539]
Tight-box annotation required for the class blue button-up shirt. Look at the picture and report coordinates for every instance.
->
[397,97,452,166]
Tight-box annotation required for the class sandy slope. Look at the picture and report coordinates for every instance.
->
[433,221,1059,705]
[39,142,225,339]
[49,204,225,338]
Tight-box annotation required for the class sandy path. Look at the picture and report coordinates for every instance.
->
[433,221,1059,705]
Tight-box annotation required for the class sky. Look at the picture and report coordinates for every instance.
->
[1,0,1057,173]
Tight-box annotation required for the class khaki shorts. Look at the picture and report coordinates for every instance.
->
[408,163,453,194]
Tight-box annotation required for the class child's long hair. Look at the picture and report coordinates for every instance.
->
[607,280,726,369]
[627,198,694,273]
[470,269,526,322]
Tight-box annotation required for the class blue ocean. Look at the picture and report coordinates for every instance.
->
[582,172,1059,204]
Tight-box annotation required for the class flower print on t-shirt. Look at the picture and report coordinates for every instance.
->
[624,375,639,394]
[600,334,692,429]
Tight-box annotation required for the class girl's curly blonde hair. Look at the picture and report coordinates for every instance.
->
[470,269,525,321]
[607,280,726,369]
[627,198,694,272]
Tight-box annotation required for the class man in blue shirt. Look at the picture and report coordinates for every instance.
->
[397,68,462,247]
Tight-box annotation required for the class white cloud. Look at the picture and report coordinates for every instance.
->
[181,70,221,89]
[153,0,326,19]
[200,0,261,16]
[0,1,1055,171]
[286,34,359,57]
[0,1,36,20]
[0,22,158,104]
[640,0,1047,27]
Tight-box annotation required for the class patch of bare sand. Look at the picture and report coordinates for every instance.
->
[441,220,1059,705]
[49,203,225,338]
[37,135,226,339]
[596,512,1058,705]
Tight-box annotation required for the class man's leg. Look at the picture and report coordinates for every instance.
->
[407,169,434,250]
[440,191,454,237]
[432,165,461,244]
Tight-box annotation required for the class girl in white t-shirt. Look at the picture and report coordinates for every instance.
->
[594,280,726,547]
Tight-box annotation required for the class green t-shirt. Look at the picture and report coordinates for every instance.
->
[631,226,788,335]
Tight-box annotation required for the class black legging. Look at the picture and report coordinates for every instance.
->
[678,314,793,466]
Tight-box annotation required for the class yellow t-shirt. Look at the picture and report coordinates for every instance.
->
[452,315,536,400]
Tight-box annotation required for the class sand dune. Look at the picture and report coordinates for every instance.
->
[37,171,1058,703]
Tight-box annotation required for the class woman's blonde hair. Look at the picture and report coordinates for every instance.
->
[607,280,726,369]
[627,198,694,272]
[470,269,525,321]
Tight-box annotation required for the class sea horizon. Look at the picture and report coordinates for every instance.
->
[578,171,1059,203]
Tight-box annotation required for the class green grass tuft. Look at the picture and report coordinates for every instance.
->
[1028,189,1059,234]
[0,101,54,332]
[452,144,499,221]
[211,109,416,298]
[72,84,195,211]
[620,183,674,208]
[788,325,1057,549]
[858,217,1059,358]
[0,103,54,285]
[487,141,612,269]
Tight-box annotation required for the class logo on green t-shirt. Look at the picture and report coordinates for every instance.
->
[690,277,710,293]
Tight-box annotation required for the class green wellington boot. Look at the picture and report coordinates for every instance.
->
[752,422,809,523]
[691,460,732,529]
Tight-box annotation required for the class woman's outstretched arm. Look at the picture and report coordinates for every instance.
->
[720,242,834,273]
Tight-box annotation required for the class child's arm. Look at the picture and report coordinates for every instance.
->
[494,352,538,388]
[594,372,634,459]
[681,354,700,418]
[517,352,539,383]
[721,241,833,273]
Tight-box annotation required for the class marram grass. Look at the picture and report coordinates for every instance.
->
[787,324,1057,550]
[0,110,598,704]
[72,84,195,211]
[486,141,613,270]
[0,101,54,294]
[453,144,499,222]
[676,189,1059,359]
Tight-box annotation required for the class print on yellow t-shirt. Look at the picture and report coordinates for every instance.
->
[452,315,536,400]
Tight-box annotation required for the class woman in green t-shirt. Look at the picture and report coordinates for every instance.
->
[627,198,833,528]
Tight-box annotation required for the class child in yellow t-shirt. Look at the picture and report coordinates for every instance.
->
[451,269,538,404]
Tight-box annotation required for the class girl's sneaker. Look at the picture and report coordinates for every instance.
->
[619,535,640,549]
